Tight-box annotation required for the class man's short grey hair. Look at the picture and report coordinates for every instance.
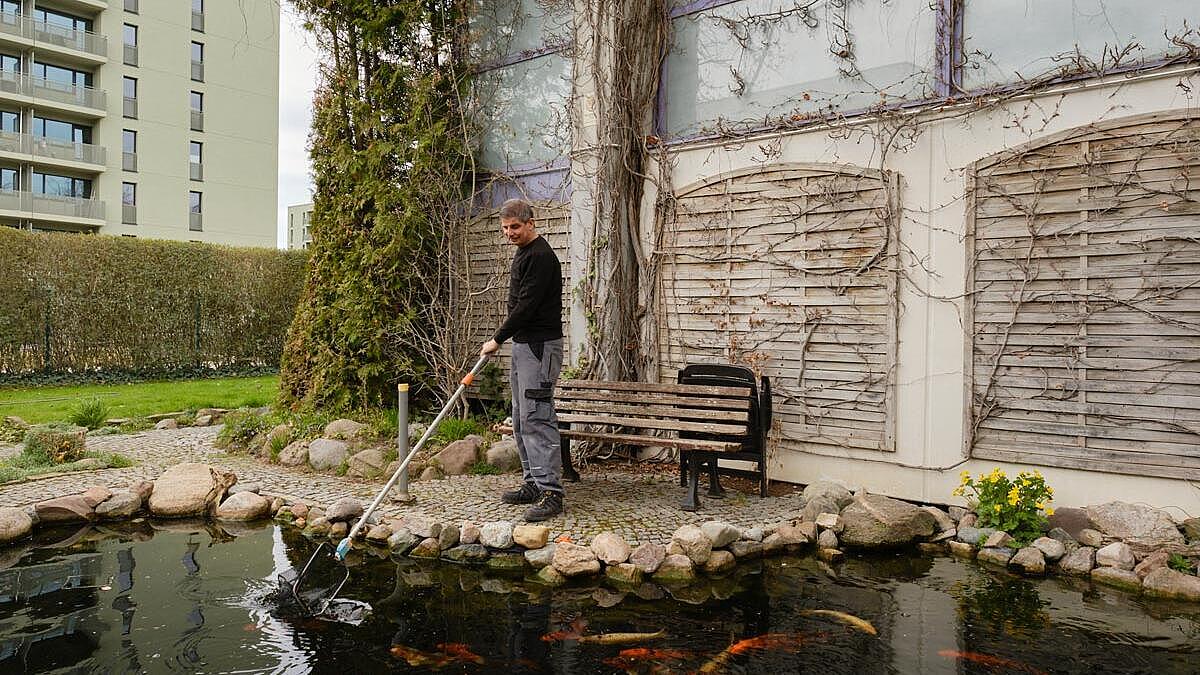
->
[499,198,534,223]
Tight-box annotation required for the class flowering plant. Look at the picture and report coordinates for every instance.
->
[954,468,1054,545]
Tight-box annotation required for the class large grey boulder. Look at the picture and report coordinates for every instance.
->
[1142,568,1200,601]
[1009,547,1046,575]
[480,521,514,549]
[1095,542,1136,570]
[325,497,364,523]
[700,521,740,549]
[307,439,350,471]
[278,441,308,467]
[1031,536,1066,562]
[651,554,695,583]
[670,524,712,565]
[1058,546,1096,575]
[840,493,936,548]
[148,463,237,517]
[323,419,370,440]
[96,491,142,520]
[0,507,32,544]
[348,448,386,478]
[1085,502,1184,545]
[485,440,521,471]
[525,543,557,569]
[800,480,853,521]
[215,492,271,521]
[433,436,484,475]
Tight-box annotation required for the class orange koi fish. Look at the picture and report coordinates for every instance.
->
[938,650,1047,675]
[437,643,484,664]
[389,642,486,668]
[541,617,588,642]
[698,632,814,673]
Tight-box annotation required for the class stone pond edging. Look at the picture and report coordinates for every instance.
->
[0,463,1197,602]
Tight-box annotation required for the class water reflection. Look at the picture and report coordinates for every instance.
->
[0,524,1195,673]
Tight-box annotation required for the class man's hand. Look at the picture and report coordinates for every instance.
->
[480,339,500,357]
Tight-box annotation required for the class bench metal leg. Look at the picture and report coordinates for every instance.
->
[679,452,687,487]
[681,452,701,512]
[560,427,579,483]
[706,458,726,498]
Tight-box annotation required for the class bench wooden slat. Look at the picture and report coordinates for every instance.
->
[556,399,749,422]
[556,389,751,411]
[559,379,751,398]
[559,429,741,452]
[559,413,748,436]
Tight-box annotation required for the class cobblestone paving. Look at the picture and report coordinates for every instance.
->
[0,427,807,545]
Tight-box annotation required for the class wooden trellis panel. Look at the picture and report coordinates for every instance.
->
[967,110,1200,479]
[658,163,899,453]
[461,201,571,392]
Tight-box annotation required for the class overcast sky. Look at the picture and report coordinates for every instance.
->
[276,6,318,248]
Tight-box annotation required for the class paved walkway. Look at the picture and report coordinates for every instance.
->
[0,427,807,545]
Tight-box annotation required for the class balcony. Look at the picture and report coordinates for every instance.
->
[0,189,105,226]
[123,96,136,118]
[189,212,202,230]
[0,13,107,64]
[124,44,137,66]
[190,109,203,131]
[0,130,106,168]
[191,60,203,82]
[0,72,107,117]
[122,150,136,171]
[191,11,204,32]
[122,203,135,224]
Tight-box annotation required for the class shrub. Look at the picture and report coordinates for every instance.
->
[23,423,87,464]
[954,468,1054,546]
[268,434,289,462]
[118,417,153,433]
[68,398,110,430]
[0,418,27,443]
[215,408,272,449]
[1168,553,1194,574]
[432,416,486,445]
[469,462,501,475]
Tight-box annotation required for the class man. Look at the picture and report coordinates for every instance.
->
[480,198,565,522]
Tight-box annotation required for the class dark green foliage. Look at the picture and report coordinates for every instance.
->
[68,398,110,430]
[469,462,501,475]
[432,416,486,445]
[1167,553,1194,574]
[215,409,274,450]
[0,228,306,383]
[280,0,473,412]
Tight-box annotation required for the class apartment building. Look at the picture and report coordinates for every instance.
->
[285,200,310,249]
[0,0,278,247]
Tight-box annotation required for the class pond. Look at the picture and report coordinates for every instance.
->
[0,521,1196,674]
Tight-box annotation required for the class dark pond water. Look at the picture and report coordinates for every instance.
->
[0,520,1197,674]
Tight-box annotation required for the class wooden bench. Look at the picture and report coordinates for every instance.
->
[556,378,759,511]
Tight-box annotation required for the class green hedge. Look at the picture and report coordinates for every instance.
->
[0,228,307,382]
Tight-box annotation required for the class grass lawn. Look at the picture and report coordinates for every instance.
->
[0,375,279,425]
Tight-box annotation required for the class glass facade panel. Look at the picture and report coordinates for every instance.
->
[35,62,91,87]
[962,1,1197,89]
[471,0,571,61]
[122,129,136,153]
[33,171,91,198]
[34,7,91,33]
[35,117,90,143]
[192,0,203,12]
[663,0,936,138]
[475,53,571,170]
[0,54,18,72]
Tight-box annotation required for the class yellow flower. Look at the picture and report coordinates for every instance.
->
[1035,502,1044,510]
[1045,508,1055,516]
[993,504,1001,513]
[1007,487,1020,506]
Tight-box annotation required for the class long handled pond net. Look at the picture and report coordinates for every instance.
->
[272,356,492,624]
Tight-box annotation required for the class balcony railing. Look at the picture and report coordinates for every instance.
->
[0,189,104,220]
[122,151,136,171]
[124,44,137,66]
[29,76,107,111]
[189,211,202,230]
[190,161,202,181]
[122,203,136,224]
[191,11,204,32]
[0,13,108,59]
[191,60,203,82]
[0,130,106,165]
[190,109,203,131]
[123,96,137,118]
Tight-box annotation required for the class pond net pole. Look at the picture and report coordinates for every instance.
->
[392,382,414,504]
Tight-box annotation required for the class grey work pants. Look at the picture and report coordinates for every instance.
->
[510,339,564,494]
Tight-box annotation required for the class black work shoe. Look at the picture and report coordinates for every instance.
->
[523,491,564,522]
[501,482,540,505]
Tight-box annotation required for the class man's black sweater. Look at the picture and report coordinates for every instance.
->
[494,235,563,344]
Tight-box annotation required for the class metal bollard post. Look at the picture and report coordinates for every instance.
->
[392,382,415,504]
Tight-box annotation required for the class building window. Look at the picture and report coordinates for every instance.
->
[0,1,18,16]
[0,167,16,191]
[123,24,138,66]
[34,117,90,143]
[192,0,204,32]
[189,140,203,180]
[190,91,204,131]
[122,129,136,171]
[33,7,91,33]
[123,76,138,118]
[0,110,18,133]
[122,181,136,224]
[189,190,202,231]
[32,171,91,198]
[34,62,92,88]
[0,54,18,73]
[191,41,204,81]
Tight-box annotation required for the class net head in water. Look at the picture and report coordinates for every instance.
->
[271,570,371,625]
